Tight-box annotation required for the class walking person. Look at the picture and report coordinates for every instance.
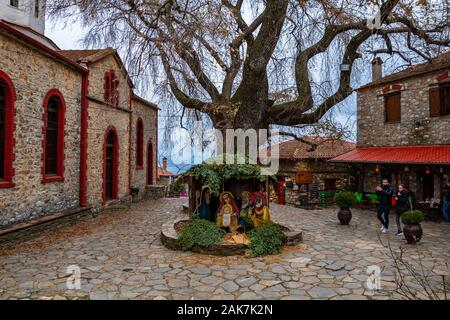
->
[444,181,450,223]
[376,178,394,233]
[394,184,414,236]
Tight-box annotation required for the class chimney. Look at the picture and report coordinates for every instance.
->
[162,157,168,171]
[372,57,383,82]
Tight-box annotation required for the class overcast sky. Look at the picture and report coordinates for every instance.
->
[44,15,358,172]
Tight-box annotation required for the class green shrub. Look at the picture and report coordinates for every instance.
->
[248,222,287,257]
[401,210,424,225]
[179,219,226,251]
[168,179,184,197]
[334,191,356,209]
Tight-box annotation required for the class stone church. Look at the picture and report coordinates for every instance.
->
[0,1,159,227]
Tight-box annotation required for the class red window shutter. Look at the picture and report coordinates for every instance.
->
[429,87,441,117]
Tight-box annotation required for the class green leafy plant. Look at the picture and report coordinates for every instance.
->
[168,178,184,197]
[401,210,424,225]
[334,191,356,209]
[184,154,266,196]
[248,222,287,257]
[178,219,226,251]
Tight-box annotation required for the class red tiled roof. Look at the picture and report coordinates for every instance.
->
[331,145,450,164]
[358,51,450,90]
[158,167,177,177]
[59,48,134,87]
[267,136,356,160]
[0,20,60,50]
[0,20,87,73]
[58,49,105,63]
[132,94,159,110]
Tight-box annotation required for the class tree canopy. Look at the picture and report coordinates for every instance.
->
[49,0,449,131]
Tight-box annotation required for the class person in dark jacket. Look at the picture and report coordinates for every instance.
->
[394,184,414,236]
[444,181,450,223]
[376,178,394,233]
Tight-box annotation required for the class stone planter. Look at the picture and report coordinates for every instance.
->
[403,224,423,244]
[337,208,352,225]
[161,218,303,257]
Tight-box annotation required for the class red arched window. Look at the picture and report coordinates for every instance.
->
[104,71,119,106]
[0,70,16,188]
[136,118,144,168]
[103,125,119,203]
[42,89,65,183]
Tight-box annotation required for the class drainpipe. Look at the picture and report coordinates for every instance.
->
[79,71,89,207]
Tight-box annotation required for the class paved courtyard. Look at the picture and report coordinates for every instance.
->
[0,198,449,300]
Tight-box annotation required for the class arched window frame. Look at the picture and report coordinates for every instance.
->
[41,89,66,184]
[102,125,119,204]
[136,118,144,169]
[0,70,16,189]
[104,70,119,106]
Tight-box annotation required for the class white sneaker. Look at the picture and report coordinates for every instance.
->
[381,228,388,234]
[380,226,385,231]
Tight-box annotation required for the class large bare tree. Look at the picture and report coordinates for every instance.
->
[48,0,449,134]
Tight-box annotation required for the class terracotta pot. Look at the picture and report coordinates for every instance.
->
[338,208,352,225]
[403,224,423,244]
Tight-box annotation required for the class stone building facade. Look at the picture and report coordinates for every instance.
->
[0,23,83,226]
[267,137,356,206]
[0,19,159,227]
[332,53,450,203]
[357,54,450,147]
[130,95,158,201]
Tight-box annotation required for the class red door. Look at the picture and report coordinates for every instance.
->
[105,132,115,200]
[104,128,118,202]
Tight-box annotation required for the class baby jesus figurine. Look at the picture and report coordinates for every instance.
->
[216,192,240,233]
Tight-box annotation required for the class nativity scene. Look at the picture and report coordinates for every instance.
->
[160,160,303,257]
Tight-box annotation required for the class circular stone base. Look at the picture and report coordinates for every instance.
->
[161,218,303,256]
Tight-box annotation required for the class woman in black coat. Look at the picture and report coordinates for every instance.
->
[394,184,414,236]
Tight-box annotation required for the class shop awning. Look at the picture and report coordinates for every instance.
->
[330,145,450,165]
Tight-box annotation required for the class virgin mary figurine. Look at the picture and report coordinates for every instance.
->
[216,191,240,233]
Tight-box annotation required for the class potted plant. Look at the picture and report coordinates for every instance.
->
[334,191,356,225]
[401,210,424,244]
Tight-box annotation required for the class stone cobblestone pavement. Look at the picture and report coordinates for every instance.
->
[0,198,449,300]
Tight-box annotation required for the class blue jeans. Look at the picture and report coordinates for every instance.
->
[444,201,450,223]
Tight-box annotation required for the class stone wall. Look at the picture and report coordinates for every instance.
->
[278,159,354,206]
[357,69,450,147]
[130,98,157,201]
[85,56,132,210]
[87,55,131,110]
[0,33,82,226]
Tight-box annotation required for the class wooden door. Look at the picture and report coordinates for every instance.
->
[105,131,115,200]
